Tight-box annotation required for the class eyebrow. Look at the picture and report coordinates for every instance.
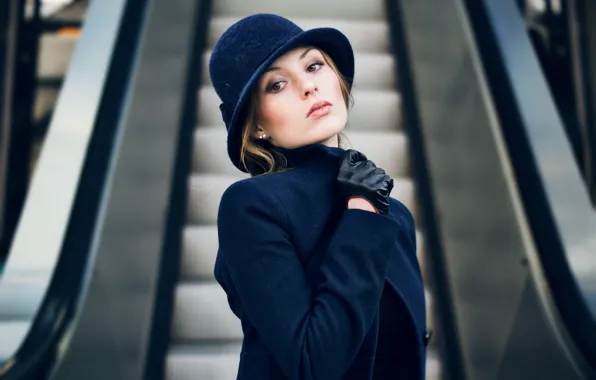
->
[264,48,316,74]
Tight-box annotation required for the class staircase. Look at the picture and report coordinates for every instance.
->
[166,1,441,378]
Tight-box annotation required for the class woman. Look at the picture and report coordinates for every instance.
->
[210,13,429,380]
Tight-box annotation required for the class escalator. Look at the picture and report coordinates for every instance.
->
[1,0,596,380]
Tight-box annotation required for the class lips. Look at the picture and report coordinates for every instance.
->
[307,100,333,118]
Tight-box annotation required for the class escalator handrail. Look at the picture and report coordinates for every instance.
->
[0,0,144,377]
[464,0,596,370]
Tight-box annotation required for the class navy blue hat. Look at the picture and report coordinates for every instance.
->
[209,13,355,172]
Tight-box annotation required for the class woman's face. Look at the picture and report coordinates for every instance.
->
[254,47,348,148]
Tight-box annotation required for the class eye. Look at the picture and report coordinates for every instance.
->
[307,60,324,73]
[266,81,286,93]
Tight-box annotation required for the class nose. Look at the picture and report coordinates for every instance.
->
[300,78,317,99]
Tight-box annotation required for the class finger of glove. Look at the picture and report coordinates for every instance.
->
[355,160,378,175]
[385,176,394,193]
[338,161,369,185]
[356,167,388,188]
[349,162,378,185]
[375,173,394,194]
[368,172,394,200]
[376,198,391,215]
[339,150,368,171]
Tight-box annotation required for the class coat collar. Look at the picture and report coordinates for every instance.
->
[273,142,346,169]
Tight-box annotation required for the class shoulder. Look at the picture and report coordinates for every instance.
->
[218,174,288,222]
[220,176,275,206]
[220,168,302,204]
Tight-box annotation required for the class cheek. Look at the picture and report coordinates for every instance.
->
[324,72,345,107]
[330,77,347,117]
[259,93,304,132]
[258,98,287,127]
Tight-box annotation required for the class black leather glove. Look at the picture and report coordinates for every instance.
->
[337,149,394,215]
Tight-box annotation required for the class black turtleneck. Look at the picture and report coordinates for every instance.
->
[272,142,346,168]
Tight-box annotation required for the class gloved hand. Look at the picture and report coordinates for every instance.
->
[337,149,394,215]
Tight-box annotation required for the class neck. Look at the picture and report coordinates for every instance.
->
[321,134,339,148]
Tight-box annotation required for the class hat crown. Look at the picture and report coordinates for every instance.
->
[209,14,303,117]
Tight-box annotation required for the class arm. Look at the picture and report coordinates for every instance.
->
[217,181,401,380]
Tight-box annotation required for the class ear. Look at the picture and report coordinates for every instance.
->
[251,125,267,140]
[251,128,262,139]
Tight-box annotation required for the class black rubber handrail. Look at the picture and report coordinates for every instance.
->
[463,0,596,371]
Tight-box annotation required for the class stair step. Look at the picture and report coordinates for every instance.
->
[426,348,442,380]
[187,174,244,225]
[198,86,402,132]
[207,17,391,54]
[187,174,416,225]
[44,0,88,20]
[181,226,219,280]
[167,342,242,380]
[416,230,426,270]
[425,289,435,337]
[342,131,409,178]
[352,53,397,90]
[211,0,385,21]
[201,50,396,90]
[348,90,402,131]
[172,282,243,340]
[191,127,245,176]
[192,127,409,178]
[38,34,78,79]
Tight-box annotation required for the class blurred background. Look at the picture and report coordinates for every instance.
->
[1,0,595,379]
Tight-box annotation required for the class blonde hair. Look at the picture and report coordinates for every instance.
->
[239,49,353,176]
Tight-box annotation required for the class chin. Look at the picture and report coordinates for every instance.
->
[321,111,346,127]
[311,127,345,146]
[281,119,347,148]
[321,120,346,139]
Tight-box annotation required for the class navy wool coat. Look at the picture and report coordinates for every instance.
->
[214,143,427,380]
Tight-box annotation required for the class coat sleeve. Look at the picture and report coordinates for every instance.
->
[216,180,402,380]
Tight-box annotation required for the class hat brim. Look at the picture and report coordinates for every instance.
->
[225,27,355,172]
